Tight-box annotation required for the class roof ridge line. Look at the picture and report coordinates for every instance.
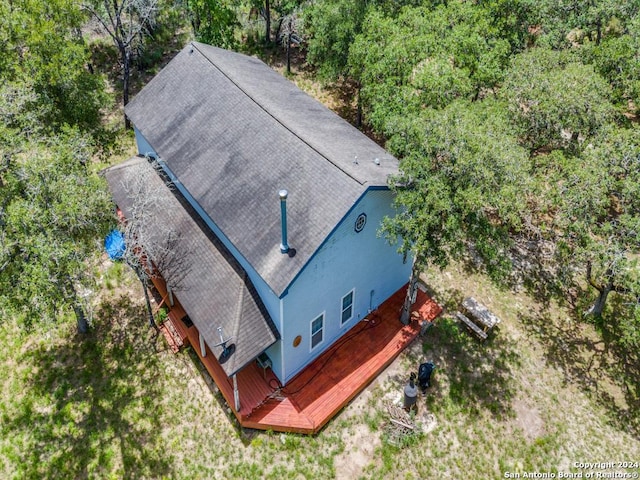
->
[191,42,365,186]
[232,270,246,343]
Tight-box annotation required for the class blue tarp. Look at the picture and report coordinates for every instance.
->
[105,230,126,260]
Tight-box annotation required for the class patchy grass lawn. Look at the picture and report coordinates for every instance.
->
[1,262,638,479]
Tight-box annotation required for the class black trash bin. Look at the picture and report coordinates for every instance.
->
[403,373,418,411]
[418,362,435,394]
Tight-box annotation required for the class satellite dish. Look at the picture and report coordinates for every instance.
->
[214,327,235,364]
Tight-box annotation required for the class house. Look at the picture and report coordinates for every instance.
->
[105,42,439,433]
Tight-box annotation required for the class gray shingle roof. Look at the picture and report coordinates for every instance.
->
[125,42,399,296]
[105,157,278,376]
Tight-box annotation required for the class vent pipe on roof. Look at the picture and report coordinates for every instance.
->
[279,189,290,254]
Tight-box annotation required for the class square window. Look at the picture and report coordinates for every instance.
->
[311,314,324,349]
[341,290,354,325]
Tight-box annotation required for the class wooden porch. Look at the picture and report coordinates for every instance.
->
[152,277,441,434]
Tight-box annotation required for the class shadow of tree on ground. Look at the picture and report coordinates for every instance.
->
[419,316,521,420]
[405,282,520,420]
[422,262,640,438]
[3,295,173,479]
[517,305,640,438]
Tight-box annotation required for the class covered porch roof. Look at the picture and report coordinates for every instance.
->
[105,156,278,376]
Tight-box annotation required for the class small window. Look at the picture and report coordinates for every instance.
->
[311,314,324,350]
[341,290,354,325]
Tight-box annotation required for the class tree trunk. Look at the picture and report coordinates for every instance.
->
[585,261,617,317]
[65,276,89,334]
[590,282,612,317]
[356,85,363,129]
[400,257,419,325]
[74,304,89,334]
[133,265,158,330]
[265,0,271,43]
[286,31,291,74]
[123,48,131,129]
[141,279,157,330]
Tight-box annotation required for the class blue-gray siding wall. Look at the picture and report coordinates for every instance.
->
[275,188,412,384]
[134,127,156,157]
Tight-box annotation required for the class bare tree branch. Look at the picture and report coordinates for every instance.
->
[119,159,193,294]
[82,0,158,127]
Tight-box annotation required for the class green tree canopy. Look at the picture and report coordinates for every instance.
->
[304,0,369,81]
[525,0,639,48]
[520,126,640,381]
[585,16,640,107]
[382,100,531,278]
[0,128,114,331]
[0,0,107,134]
[186,0,238,48]
[0,0,113,332]
[547,127,640,316]
[349,3,513,133]
[500,48,616,152]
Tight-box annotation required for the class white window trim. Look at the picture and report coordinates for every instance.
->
[310,312,325,352]
[340,289,355,326]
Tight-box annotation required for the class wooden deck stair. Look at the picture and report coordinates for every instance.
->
[150,276,191,353]
[159,315,189,353]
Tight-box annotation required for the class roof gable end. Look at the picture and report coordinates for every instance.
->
[125,43,399,296]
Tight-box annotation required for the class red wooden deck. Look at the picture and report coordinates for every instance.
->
[151,275,441,434]
[187,285,440,434]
